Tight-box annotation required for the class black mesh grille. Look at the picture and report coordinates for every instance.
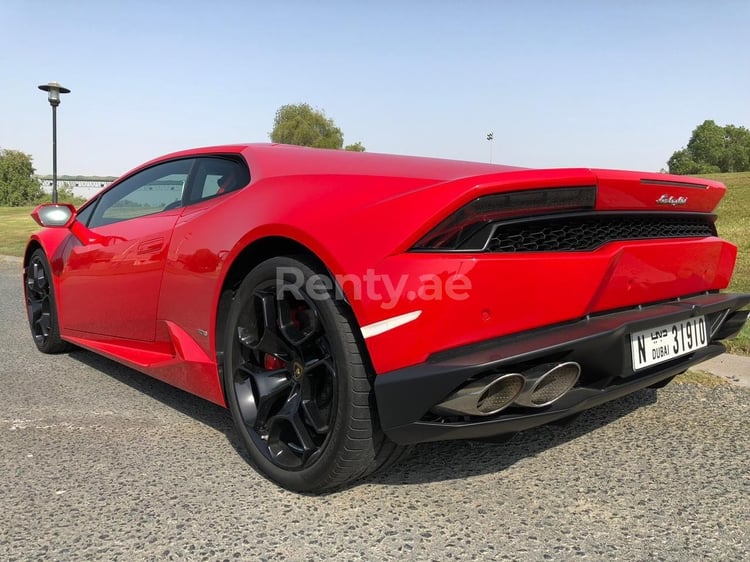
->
[485,214,716,253]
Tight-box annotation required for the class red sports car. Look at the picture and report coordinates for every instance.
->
[25,144,749,492]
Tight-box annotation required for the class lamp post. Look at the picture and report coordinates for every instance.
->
[486,132,494,164]
[38,82,71,204]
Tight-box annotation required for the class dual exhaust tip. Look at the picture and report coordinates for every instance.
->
[432,362,581,417]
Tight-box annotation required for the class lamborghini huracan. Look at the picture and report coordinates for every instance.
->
[24,144,749,492]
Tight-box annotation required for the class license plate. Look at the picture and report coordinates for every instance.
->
[630,316,707,371]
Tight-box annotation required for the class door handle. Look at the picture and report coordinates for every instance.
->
[137,237,165,255]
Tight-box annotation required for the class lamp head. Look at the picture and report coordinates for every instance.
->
[38,82,71,107]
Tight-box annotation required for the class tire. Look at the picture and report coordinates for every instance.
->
[223,256,406,492]
[24,249,73,354]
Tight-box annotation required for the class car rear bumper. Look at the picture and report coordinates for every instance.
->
[374,292,750,445]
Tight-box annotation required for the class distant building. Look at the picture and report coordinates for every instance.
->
[36,176,116,199]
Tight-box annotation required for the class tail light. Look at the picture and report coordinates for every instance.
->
[413,186,596,251]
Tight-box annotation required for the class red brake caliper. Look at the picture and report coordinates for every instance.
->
[264,354,285,370]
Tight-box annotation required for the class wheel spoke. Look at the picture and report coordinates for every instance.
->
[305,354,332,372]
[235,364,292,426]
[251,368,293,425]
[301,398,329,434]
[235,330,259,364]
[28,300,43,324]
[298,363,334,434]
[262,389,320,466]
[38,312,51,338]
[36,271,48,292]
[279,301,320,346]
[253,368,292,403]
[234,376,258,424]
[32,261,47,292]
[287,411,318,457]
[256,291,290,356]
[238,291,296,359]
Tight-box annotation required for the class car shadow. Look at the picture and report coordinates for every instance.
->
[365,390,656,488]
[67,349,236,435]
[66,348,657,490]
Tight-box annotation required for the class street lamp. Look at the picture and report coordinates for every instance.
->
[38,82,71,204]
[486,132,494,164]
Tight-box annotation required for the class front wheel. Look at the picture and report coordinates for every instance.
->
[24,249,72,354]
[223,256,406,492]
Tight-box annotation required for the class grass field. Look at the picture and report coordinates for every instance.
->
[705,172,750,354]
[1,174,748,352]
[0,206,36,257]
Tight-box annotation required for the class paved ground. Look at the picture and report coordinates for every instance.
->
[696,353,750,388]
[1,258,749,561]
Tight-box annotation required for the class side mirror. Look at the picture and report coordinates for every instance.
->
[31,203,76,228]
[31,203,105,246]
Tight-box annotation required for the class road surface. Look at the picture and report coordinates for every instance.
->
[1,258,748,561]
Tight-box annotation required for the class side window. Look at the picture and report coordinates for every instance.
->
[75,200,96,226]
[188,157,250,203]
[89,159,193,228]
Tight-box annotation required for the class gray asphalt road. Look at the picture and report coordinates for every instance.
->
[1,259,749,561]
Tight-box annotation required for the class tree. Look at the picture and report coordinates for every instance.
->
[0,149,45,206]
[668,120,750,174]
[344,141,366,152]
[270,103,343,148]
[666,148,719,176]
[270,103,365,151]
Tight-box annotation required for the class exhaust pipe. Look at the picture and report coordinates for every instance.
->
[432,373,525,417]
[514,362,581,408]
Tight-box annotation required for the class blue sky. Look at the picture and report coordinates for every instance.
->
[2,0,748,176]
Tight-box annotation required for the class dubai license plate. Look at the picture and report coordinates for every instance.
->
[630,316,707,371]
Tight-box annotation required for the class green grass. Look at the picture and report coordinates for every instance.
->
[676,370,730,387]
[1,173,748,352]
[0,207,37,257]
[706,173,750,354]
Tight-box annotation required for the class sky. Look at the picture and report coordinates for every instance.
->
[1,0,749,177]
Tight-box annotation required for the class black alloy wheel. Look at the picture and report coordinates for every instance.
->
[223,256,406,492]
[233,280,337,470]
[24,249,71,354]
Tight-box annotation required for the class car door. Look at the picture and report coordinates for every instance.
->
[60,158,194,341]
